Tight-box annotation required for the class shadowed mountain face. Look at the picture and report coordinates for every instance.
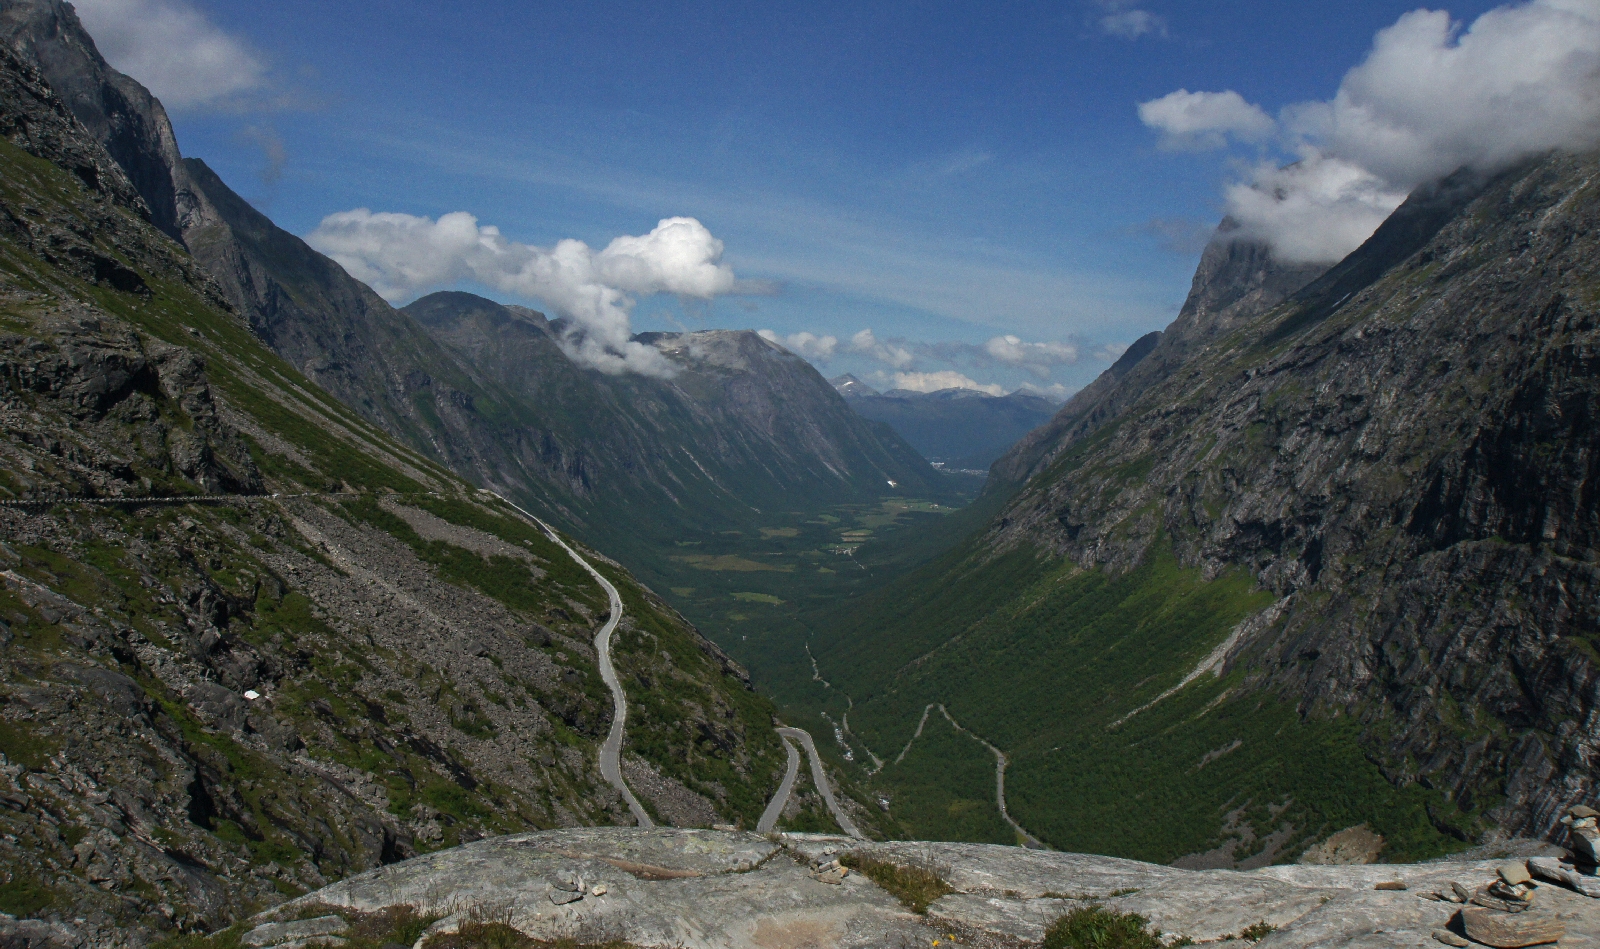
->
[830,377,1061,471]
[799,151,1600,861]
[992,224,1329,488]
[400,291,945,566]
[0,0,943,585]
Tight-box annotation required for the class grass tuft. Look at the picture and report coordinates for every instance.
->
[838,853,953,914]
[1043,905,1189,949]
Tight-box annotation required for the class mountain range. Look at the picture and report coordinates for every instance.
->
[0,2,929,939]
[2,0,1599,943]
[829,375,1061,471]
[775,154,1600,865]
[0,0,946,604]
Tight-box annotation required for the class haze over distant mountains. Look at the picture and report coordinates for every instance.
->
[830,374,1061,471]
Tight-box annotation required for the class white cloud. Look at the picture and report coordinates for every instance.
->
[1096,1,1167,39]
[1016,381,1075,402]
[890,371,1005,396]
[1148,0,1600,264]
[849,329,915,369]
[1224,155,1408,264]
[72,0,266,110]
[984,335,1079,377]
[1296,1,1600,187]
[308,212,740,377]
[1137,90,1275,150]
[758,329,838,360]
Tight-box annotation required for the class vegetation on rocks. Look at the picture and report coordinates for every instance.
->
[837,853,953,914]
[1042,905,1187,949]
[0,31,786,945]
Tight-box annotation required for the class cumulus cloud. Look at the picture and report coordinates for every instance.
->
[1138,90,1276,150]
[984,335,1079,377]
[1095,1,1168,39]
[1143,0,1600,264]
[72,0,266,110]
[890,371,1005,396]
[308,212,740,377]
[849,329,916,369]
[759,329,839,360]
[1224,156,1408,264]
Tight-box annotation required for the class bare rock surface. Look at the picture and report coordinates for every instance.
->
[271,830,1600,949]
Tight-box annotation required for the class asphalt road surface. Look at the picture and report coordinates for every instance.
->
[493,494,654,829]
[777,726,864,838]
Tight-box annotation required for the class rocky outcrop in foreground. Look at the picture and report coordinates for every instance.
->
[222,829,1600,949]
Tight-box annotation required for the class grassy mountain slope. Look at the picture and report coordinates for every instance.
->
[797,151,1600,863]
[0,45,786,944]
[3,0,953,694]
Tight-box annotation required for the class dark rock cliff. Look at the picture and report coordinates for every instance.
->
[992,151,1600,838]
[992,223,1326,486]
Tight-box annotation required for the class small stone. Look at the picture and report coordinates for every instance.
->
[1498,862,1532,886]
[712,823,738,832]
[1458,906,1563,948]
[548,873,581,892]
[1433,930,1470,948]
[549,890,583,905]
[810,870,843,885]
[1451,882,1473,903]
[1568,805,1599,820]
[1570,826,1600,864]
[590,884,607,896]
[1375,881,1408,891]
[1472,886,1532,913]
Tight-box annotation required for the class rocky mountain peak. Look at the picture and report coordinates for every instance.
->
[829,373,880,398]
[0,0,208,242]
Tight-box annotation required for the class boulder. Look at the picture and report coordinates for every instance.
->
[1527,856,1600,898]
[1458,906,1563,948]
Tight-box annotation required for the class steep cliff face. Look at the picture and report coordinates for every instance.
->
[991,151,1600,839]
[798,152,1600,862]
[0,0,195,242]
[992,225,1326,486]
[0,46,786,944]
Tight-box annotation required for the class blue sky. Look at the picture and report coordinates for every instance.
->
[84,0,1584,397]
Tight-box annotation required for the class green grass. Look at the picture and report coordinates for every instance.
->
[838,853,953,913]
[1043,905,1182,949]
[790,532,1472,861]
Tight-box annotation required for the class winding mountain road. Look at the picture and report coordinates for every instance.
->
[492,494,654,829]
[936,706,1042,849]
[775,726,864,838]
[755,736,801,833]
